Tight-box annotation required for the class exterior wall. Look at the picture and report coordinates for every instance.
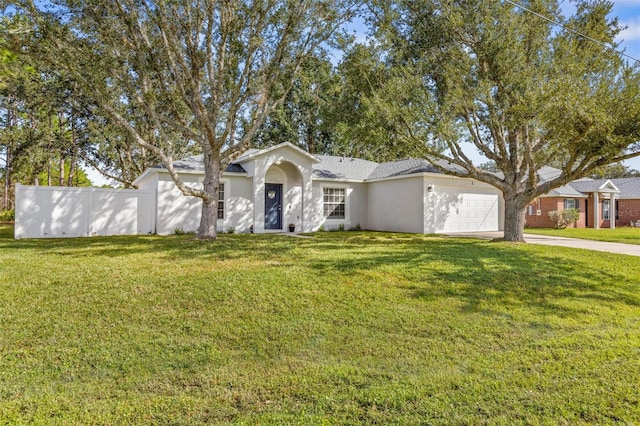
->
[525,197,587,229]
[266,163,304,231]
[246,147,315,233]
[155,172,253,235]
[617,199,640,226]
[155,174,202,235]
[310,181,368,231]
[348,182,369,230]
[523,196,637,229]
[367,176,425,233]
[134,171,157,192]
[525,198,559,228]
[586,194,621,229]
[15,184,154,239]
[225,176,254,233]
[587,194,616,228]
[425,176,504,233]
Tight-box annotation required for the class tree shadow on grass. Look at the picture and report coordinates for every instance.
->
[303,235,640,318]
[0,230,300,262]
[3,227,638,318]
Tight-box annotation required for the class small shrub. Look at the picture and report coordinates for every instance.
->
[338,224,345,231]
[174,227,195,235]
[0,209,15,222]
[548,209,580,229]
[317,225,325,232]
[227,227,235,234]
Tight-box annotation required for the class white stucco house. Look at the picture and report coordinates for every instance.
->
[132,142,504,235]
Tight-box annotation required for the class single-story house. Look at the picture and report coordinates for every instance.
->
[525,167,640,229]
[19,141,636,239]
[133,142,505,235]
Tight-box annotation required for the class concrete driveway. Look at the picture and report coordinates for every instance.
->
[446,231,640,257]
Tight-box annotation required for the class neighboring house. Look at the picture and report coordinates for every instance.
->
[525,167,640,228]
[133,142,505,235]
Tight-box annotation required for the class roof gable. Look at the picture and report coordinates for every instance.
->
[598,179,620,193]
[570,179,623,195]
[235,142,320,164]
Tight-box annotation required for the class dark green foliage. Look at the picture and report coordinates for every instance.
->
[589,162,640,179]
[4,0,357,238]
[367,0,640,241]
[254,53,338,154]
[0,208,13,221]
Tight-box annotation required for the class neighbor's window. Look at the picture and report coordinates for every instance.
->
[528,205,534,216]
[602,199,610,220]
[564,198,577,210]
[217,183,225,219]
[323,187,345,219]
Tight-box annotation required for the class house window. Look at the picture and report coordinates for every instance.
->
[323,187,345,219]
[564,198,577,210]
[603,199,610,220]
[528,205,534,216]
[217,183,225,219]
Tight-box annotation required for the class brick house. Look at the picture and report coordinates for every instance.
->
[526,168,640,228]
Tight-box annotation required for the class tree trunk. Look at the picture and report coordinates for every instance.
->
[503,195,527,242]
[58,109,66,187]
[68,118,77,187]
[3,99,15,210]
[197,153,220,240]
[59,156,65,187]
[47,158,52,187]
[3,146,11,211]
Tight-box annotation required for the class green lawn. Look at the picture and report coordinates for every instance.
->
[525,226,640,245]
[1,224,640,424]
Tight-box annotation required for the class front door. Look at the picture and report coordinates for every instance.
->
[264,183,283,230]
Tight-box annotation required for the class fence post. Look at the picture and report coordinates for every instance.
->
[85,187,93,237]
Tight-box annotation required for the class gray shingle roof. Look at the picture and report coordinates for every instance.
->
[152,155,247,174]
[546,183,586,198]
[570,178,640,199]
[537,166,563,183]
[313,156,468,180]
[312,155,380,180]
[157,152,469,181]
[153,150,640,199]
[368,159,440,180]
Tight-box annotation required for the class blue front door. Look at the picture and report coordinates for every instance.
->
[265,183,283,230]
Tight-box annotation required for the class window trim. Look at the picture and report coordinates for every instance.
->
[602,199,610,221]
[323,187,346,220]
[217,182,226,220]
[564,198,577,210]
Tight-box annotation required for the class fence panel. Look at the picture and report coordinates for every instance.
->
[15,184,155,239]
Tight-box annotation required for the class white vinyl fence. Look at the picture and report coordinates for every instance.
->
[14,184,155,239]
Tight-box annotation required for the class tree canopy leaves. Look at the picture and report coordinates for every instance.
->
[3,0,357,238]
[368,0,640,240]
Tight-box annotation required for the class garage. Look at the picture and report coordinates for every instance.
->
[434,191,501,233]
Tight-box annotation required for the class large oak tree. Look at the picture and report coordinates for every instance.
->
[371,0,640,241]
[5,0,356,239]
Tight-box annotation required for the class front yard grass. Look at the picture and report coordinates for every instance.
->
[1,224,640,424]
[525,226,640,245]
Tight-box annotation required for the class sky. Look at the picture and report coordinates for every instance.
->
[594,1,640,169]
[86,0,640,186]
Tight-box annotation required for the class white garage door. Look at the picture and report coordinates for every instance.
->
[437,192,500,233]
